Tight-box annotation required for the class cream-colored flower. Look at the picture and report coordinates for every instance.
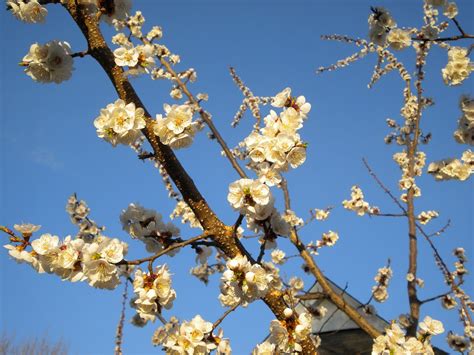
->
[443,2,458,18]
[31,233,60,255]
[7,0,47,23]
[13,223,41,236]
[387,29,412,51]
[22,41,73,83]
[271,249,286,264]
[114,47,139,67]
[419,316,444,335]
[94,99,146,146]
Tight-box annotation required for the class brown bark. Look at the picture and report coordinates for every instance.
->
[63,1,318,352]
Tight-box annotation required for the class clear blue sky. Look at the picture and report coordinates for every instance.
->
[1,0,472,354]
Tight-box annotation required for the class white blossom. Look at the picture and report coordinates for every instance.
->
[419,316,444,335]
[219,255,274,307]
[442,47,472,86]
[271,249,286,264]
[132,265,176,323]
[368,7,396,46]
[387,29,412,50]
[94,99,146,147]
[154,104,201,149]
[443,2,458,18]
[227,179,274,220]
[7,0,47,23]
[22,40,73,83]
[13,223,41,236]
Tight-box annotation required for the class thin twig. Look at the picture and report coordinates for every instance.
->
[452,17,466,36]
[363,159,473,330]
[211,303,240,334]
[295,292,327,301]
[362,158,407,213]
[420,290,453,305]
[124,233,211,266]
[71,50,89,58]
[427,219,451,237]
[369,212,407,217]
[412,34,474,42]
[0,226,17,238]
[114,281,128,355]
[256,239,267,263]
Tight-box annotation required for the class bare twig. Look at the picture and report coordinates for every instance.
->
[295,292,327,301]
[124,233,211,266]
[427,219,451,237]
[211,302,240,334]
[71,50,89,58]
[114,281,128,355]
[452,17,466,36]
[369,212,407,218]
[420,290,453,305]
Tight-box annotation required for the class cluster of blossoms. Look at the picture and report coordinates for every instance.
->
[5,226,128,289]
[237,87,310,184]
[120,203,180,254]
[428,150,473,181]
[219,255,276,307]
[307,231,340,256]
[5,195,128,289]
[282,210,304,228]
[427,96,473,181]
[454,95,474,146]
[447,331,471,353]
[111,12,162,76]
[131,265,176,324]
[386,28,412,51]
[190,249,226,285]
[372,317,444,354]
[170,200,202,229]
[342,186,379,216]
[227,178,273,220]
[153,104,202,149]
[112,9,199,100]
[113,41,156,75]
[270,249,286,264]
[66,194,104,240]
[21,40,74,84]
[253,312,317,354]
[442,47,472,86]
[372,266,393,303]
[7,0,47,23]
[227,179,290,239]
[393,151,425,201]
[94,99,146,147]
[425,0,458,16]
[152,315,231,354]
[368,7,397,46]
[417,210,439,225]
[313,208,330,221]
[441,294,457,310]
[453,247,468,279]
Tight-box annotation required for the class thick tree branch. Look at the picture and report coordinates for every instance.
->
[62,2,317,352]
[281,179,382,339]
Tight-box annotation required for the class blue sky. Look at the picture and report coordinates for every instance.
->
[0,0,472,353]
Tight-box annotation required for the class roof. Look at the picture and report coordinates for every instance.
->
[292,278,449,354]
